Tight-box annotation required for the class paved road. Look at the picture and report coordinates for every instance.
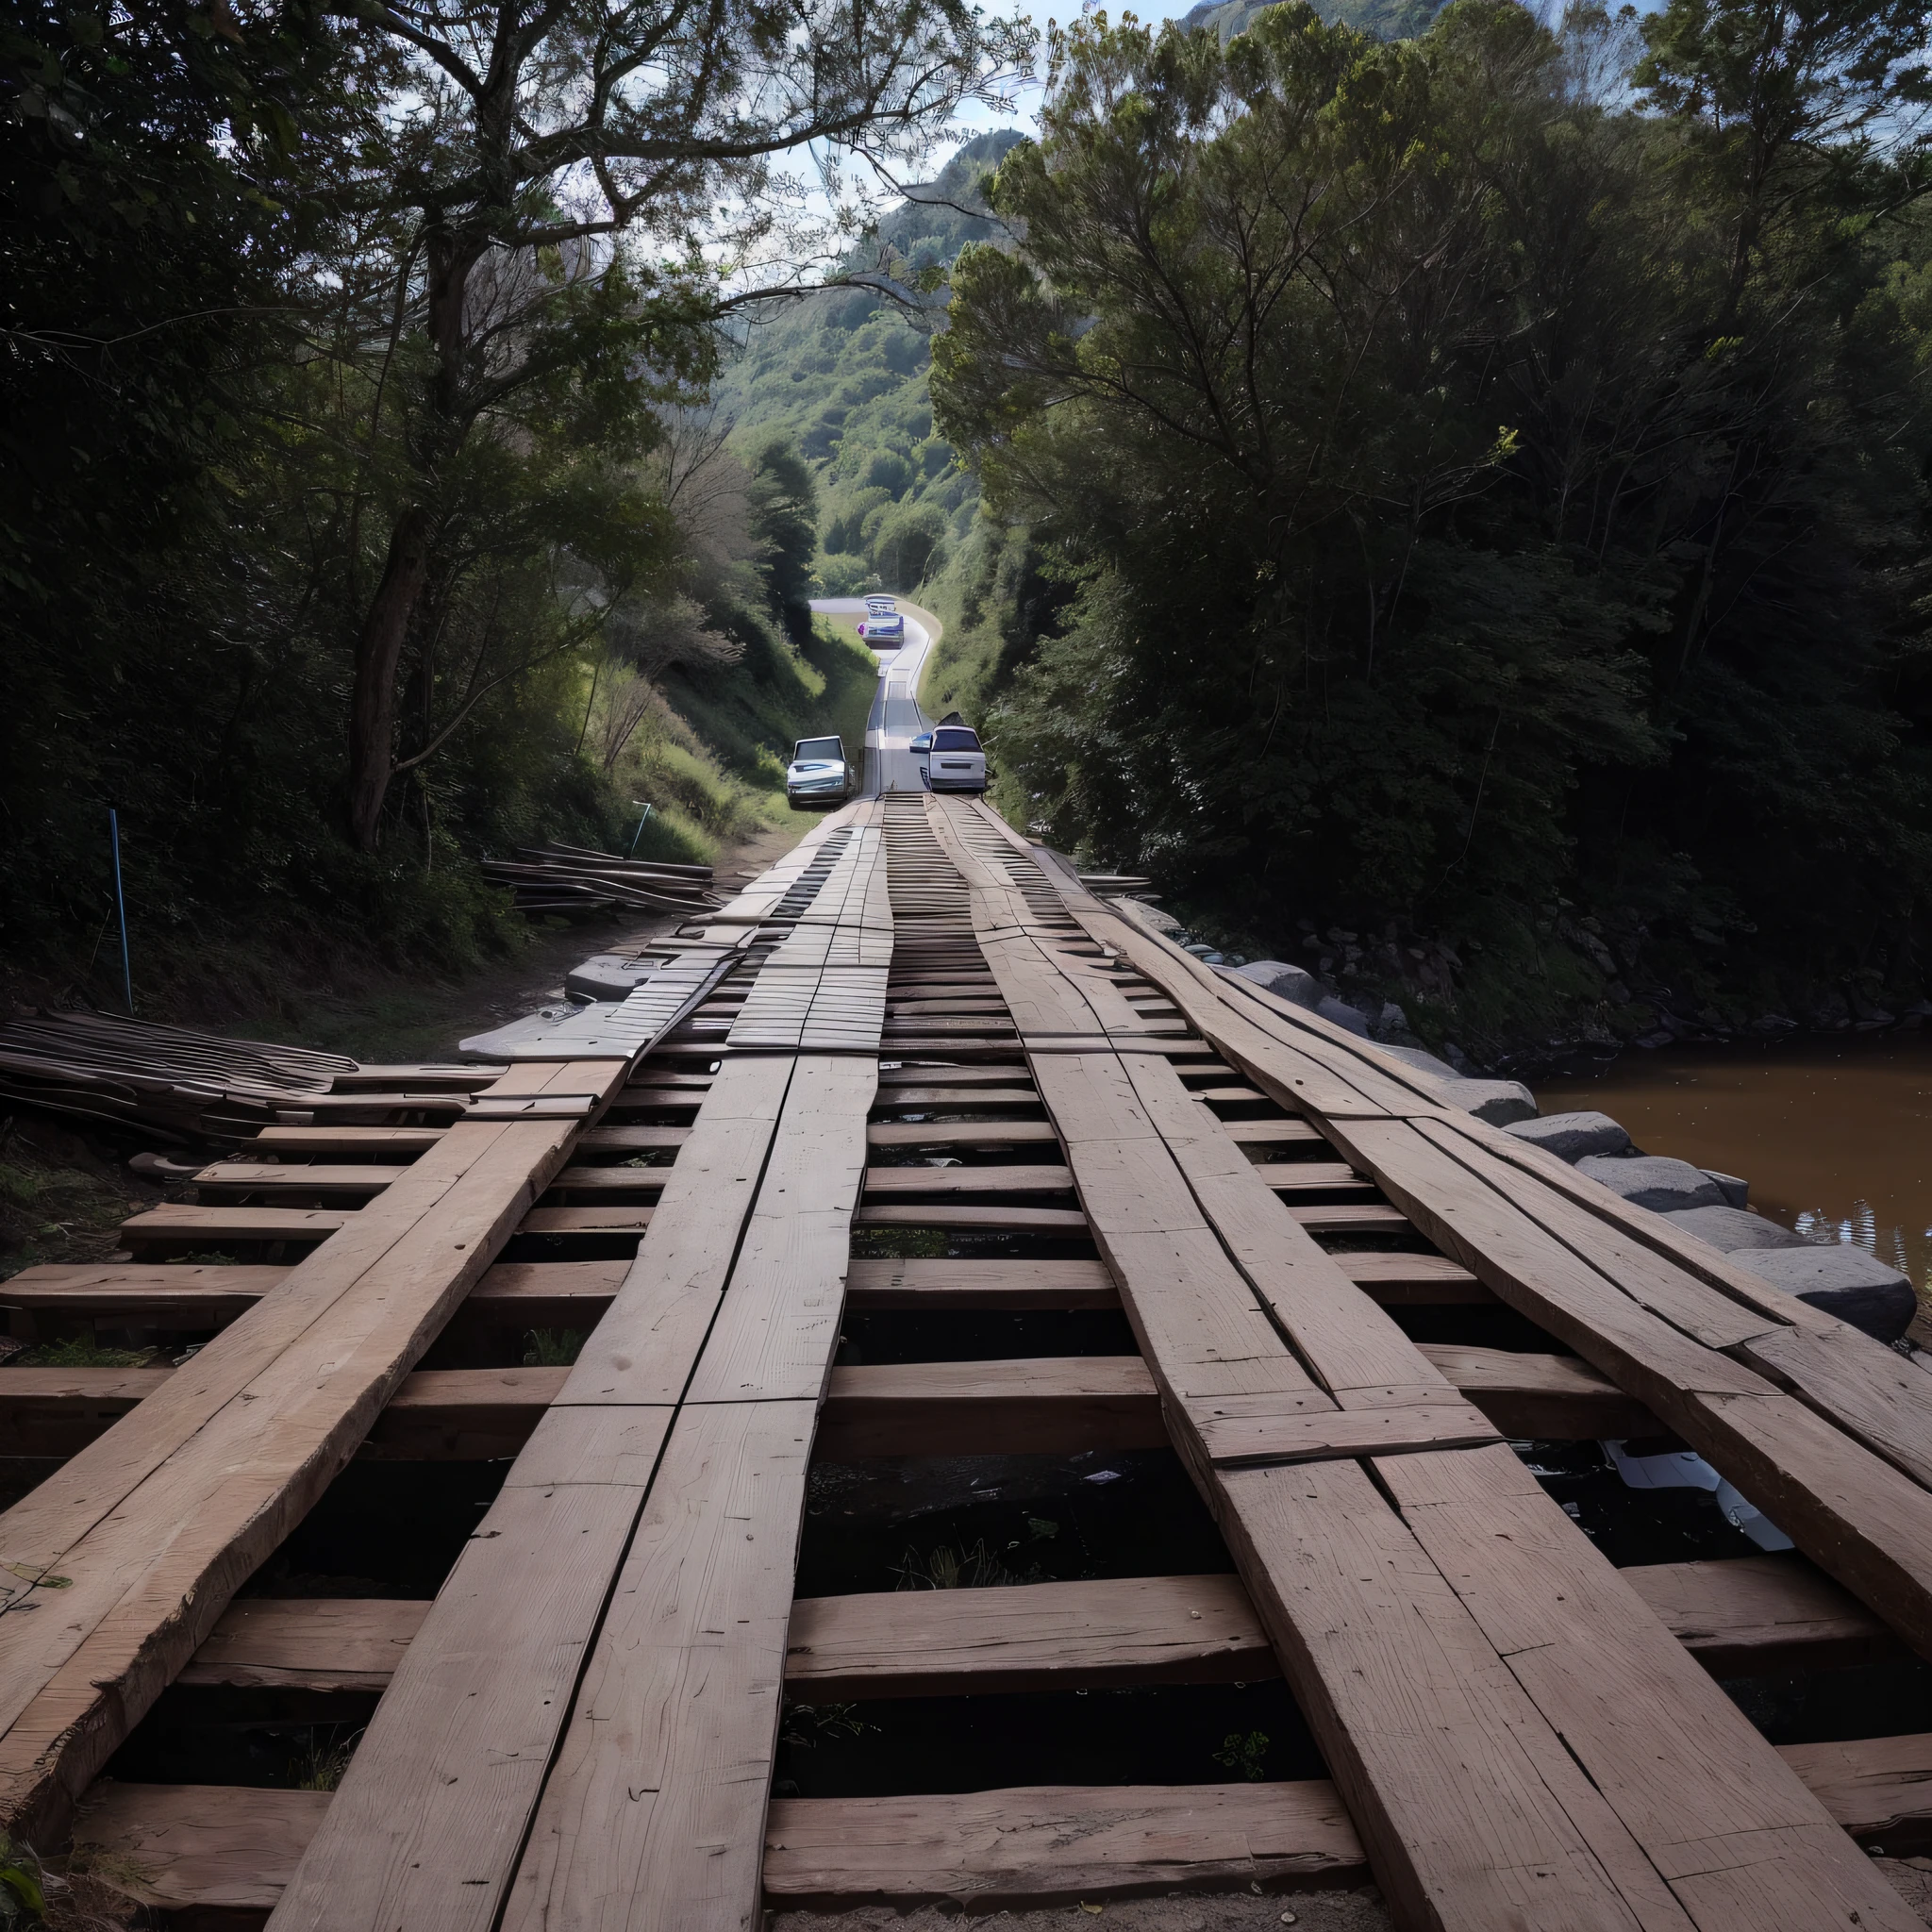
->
[811,597,934,796]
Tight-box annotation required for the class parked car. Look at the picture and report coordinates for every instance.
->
[921,724,987,792]
[786,735,855,808]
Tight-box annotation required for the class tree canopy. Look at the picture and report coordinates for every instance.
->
[932,0,1932,1036]
[1,0,1017,992]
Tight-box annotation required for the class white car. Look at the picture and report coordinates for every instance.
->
[920,724,987,793]
[858,599,905,645]
[786,735,855,808]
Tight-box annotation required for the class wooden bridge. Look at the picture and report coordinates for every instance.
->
[3,790,1931,1929]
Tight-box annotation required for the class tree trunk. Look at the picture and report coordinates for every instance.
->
[346,504,434,852]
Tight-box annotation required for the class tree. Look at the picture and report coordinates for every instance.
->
[1635,0,1932,309]
[746,435,821,629]
[321,0,1029,847]
[933,0,1932,1003]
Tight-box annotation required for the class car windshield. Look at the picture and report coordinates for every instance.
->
[932,728,980,751]
[793,738,842,762]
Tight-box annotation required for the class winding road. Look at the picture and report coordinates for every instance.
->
[810,594,937,795]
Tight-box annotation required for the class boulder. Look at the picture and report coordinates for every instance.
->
[1316,996,1371,1038]
[1700,1169,1749,1209]
[1504,1110,1632,1162]
[1658,1205,1814,1252]
[1725,1245,1919,1342]
[1380,1044,1463,1086]
[1229,959,1324,1010]
[1575,1154,1724,1212]
[1440,1077,1538,1126]
[564,953,658,1002]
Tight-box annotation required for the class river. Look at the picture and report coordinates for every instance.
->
[1537,1032,1932,1325]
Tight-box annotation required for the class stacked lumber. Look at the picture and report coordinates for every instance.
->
[0,1010,353,1142]
[0,1010,502,1142]
[479,841,723,917]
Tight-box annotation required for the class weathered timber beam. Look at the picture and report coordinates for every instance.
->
[68,1729,1932,1922]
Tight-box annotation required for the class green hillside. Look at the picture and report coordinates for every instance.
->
[714,130,1024,600]
[1181,0,1445,40]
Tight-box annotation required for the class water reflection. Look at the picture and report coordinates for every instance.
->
[1535,1032,1932,1312]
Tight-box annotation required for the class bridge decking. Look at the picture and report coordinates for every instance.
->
[0,791,1927,1928]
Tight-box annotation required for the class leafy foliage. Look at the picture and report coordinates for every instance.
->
[714,131,1025,596]
[933,0,1932,1029]
[1,0,1012,1001]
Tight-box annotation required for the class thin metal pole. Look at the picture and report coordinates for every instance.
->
[108,808,133,1013]
[626,802,653,858]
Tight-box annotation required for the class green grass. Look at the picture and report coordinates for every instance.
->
[12,1336,157,1369]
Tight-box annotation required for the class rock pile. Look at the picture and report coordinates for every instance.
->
[1228,960,1923,1345]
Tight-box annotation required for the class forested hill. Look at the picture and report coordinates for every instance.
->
[712,130,1024,596]
[1183,0,1443,42]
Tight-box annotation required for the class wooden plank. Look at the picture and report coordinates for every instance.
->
[0,1264,288,1332]
[267,1055,799,1932]
[0,1057,623,1843]
[1341,1252,1493,1304]
[0,1260,624,1339]
[1193,1398,1503,1469]
[468,1257,628,1324]
[865,1120,1059,1146]
[839,1253,1477,1308]
[784,1572,1273,1699]
[0,1367,166,1456]
[0,1343,1674,1460]
[1250,1161,1377,1194]
[1416,1343,1660,1439]
[66,1736,1932,1920]
[870,1086,1042,1107]
[519,1204,655,1233]
[1779,1733,1932,1854]
[1336,1113,1932,1665]
[1287,1203,1410,1232]
[500,1399,818,1932]
[937,800,1922,1931]
[875,1065,1029,1087]
[193,1161,405,1193]
[861,1163,1074,1195]
[768,1783,1373,1908]
[1625,1555,1902,1677]
[1442,1111,1932,1490]
[815,1357,1167,1457]
[254,1125,443,1155]
[677,1055,874,1407]
[843,1257,1118,1308]
[364,1365,567,1458]
[1376,1444,1923,1927]
[854,1203,1089,1233]
[1224,1118,1323,1145]
[331,1065,506,1090]
[75,1781,333,1915]
[178,1597,428,1691]
[121,1203,354,1248]
[578,1124,691,1152]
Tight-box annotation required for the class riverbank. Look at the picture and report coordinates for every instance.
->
[1540,1030,1932,1346]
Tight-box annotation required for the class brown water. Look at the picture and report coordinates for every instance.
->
[1537,1032,1932,1306]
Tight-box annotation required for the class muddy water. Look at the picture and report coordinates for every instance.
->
[1537,1032,1932,1309]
